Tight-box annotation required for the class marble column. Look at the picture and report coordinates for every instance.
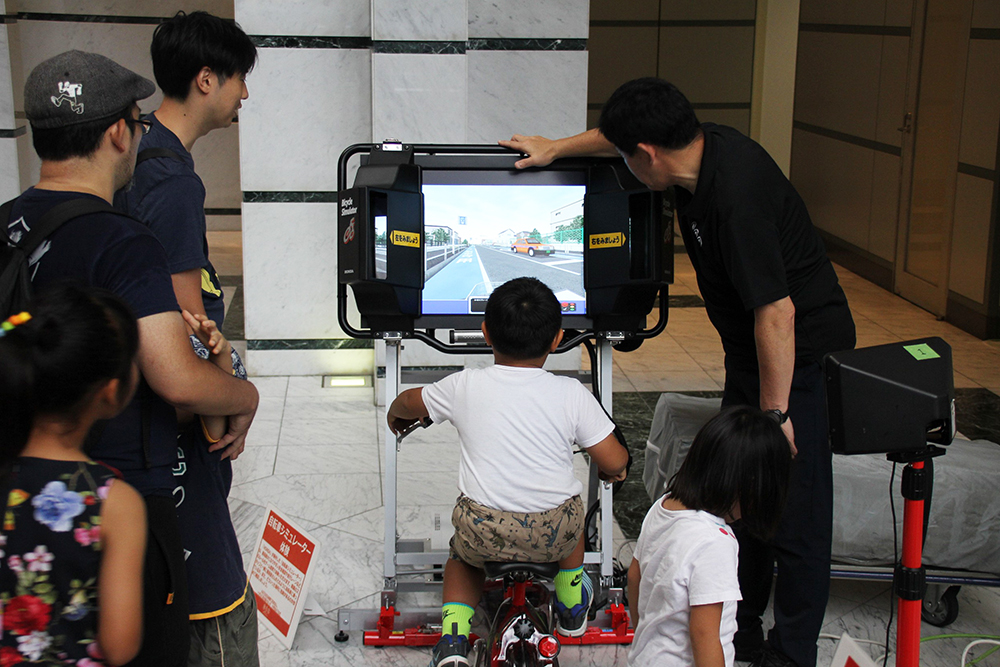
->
[0,4,20,202]
[236,0,590,378]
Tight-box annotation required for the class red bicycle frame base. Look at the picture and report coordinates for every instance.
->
[362,601,633,647]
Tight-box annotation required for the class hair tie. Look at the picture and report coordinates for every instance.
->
[0,311,31,337]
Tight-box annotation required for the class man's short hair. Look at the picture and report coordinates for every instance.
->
[484,277,561,359]
[598,78,701,155]
[151,11,258,100]
[32,105,134,161]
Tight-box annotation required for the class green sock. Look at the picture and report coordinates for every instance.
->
[555,566,584,608]
[441,602,475,639]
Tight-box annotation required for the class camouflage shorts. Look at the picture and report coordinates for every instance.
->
[449,494,584,569]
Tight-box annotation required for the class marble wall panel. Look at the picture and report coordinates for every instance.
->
[238,48,371,192]
[372,53,466,144]
[234,0,369,38]
[16,1,232,17]
[958,40,1000,170]
[241,202,342,340]
[15,19,161,111]
[659,0,755,21]
[0,26,14,128]
[467,51,587,143]
[191,123,242,209]
[658,27,754,104]
[468,0,588,39]
[790,128,874,249]
[794,32,881,141]
[949,174,993,303]
[15,128,32,192]
[372,0,467,41]
[0,138,20,201]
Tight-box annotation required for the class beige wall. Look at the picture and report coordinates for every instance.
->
[588,0,756,136]
[791,1,910,269]
[791,0,1000,337]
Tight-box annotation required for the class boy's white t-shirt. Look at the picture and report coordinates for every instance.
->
[421,365,614,513]
[629,498,742,667]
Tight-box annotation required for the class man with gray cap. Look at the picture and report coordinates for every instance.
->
[6,50,259,667]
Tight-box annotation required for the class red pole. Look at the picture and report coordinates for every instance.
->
[895,461,924,667]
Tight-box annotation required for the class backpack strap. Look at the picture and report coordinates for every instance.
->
[13,198,124,256]
[0,198,16,231]
[136,147,184,167]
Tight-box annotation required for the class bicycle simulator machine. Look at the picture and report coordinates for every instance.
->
[333,141,673,648]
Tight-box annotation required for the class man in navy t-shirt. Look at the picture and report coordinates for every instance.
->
[502,79,856,667]
[115,12,261,667]
[14,50,260,667]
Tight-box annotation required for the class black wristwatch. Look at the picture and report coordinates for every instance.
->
[766,408,789,424]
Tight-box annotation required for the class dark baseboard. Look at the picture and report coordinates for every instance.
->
[947,292,1000,340]
[817,231,894,291]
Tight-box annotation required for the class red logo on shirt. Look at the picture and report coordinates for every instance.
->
[720,528,734,538]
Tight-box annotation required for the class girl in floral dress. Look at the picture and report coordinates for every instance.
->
[0,285,147,666]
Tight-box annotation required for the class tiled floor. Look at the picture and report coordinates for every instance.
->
[228,254,1000,666]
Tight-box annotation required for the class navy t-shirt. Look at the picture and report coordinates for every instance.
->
[7,188,181,496]
[675,124,856,369]
[115,112,225,324]
[116,114,246,615]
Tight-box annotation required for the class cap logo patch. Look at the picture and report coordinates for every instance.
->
[51,82,84,115]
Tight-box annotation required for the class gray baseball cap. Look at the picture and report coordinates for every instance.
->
[25,50,155,129]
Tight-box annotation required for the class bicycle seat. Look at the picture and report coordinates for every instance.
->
[484,561,561,581]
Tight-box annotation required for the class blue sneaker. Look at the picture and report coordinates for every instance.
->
[554,570,593,637]
[431,634,470,667]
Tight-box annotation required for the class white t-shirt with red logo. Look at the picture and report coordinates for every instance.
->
[629,498,742,667]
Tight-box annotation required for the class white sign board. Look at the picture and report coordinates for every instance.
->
[830,633,879,667]
[249,505,320,649]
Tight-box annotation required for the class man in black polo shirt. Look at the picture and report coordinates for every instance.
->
[502,78,856,667]
[14,50,260,667]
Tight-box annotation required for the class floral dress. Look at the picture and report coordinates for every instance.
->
[1,458,117,666]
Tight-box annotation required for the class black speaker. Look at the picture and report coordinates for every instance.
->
[825,337,955,455]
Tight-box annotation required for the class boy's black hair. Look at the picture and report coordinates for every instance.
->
[484,277,561,360]
[0,284,139,479]
[151,11,258,100]
[667,406,791,540]
[31,105,134,161]
[598,77,701,155]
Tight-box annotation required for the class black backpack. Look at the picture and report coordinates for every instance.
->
[0,197,127,318]
[0,194,159,466]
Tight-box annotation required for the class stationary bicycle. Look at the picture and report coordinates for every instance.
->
[473,561,563,667]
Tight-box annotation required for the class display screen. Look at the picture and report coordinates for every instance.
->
[420,184,587,316]
[374,214,387,280]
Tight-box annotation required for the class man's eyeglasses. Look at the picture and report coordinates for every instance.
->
[126,117,153,135]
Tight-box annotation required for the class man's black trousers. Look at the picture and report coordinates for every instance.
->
[722,361,833,667]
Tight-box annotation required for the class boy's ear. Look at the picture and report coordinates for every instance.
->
[480,321,492,346]
[550,329,564,352]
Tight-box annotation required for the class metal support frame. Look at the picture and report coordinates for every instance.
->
[338,335,630,645]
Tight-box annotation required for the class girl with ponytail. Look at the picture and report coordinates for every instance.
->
[0,284,146,666]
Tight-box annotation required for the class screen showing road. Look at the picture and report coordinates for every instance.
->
[421,184,587,315]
